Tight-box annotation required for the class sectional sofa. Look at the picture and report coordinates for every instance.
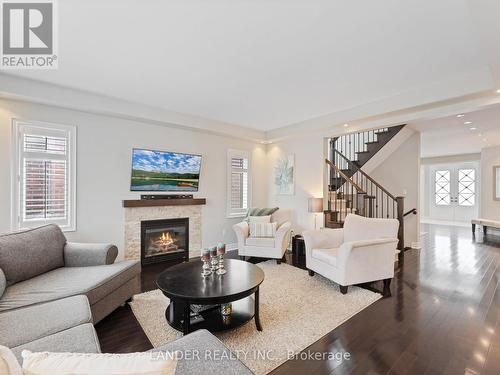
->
[0,224,252,374]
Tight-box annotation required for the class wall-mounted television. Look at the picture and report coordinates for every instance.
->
[130,148,202,192]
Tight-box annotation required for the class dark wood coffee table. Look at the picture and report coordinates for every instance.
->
[157,259,264,335]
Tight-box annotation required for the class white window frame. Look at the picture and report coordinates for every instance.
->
[11,119,77,232]
[226,149,252,218]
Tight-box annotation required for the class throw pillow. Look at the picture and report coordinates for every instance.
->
[245,207,279,222]
[248,215,271,224]
[0,346,23,375]
[0,268,6,298]
[248,215,272,235]
[250,222,277,238]
[21,350,178,375]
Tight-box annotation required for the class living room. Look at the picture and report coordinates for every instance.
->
[1,1,500,375]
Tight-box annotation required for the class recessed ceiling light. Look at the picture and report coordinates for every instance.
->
[470,127,477,130]
[464,121,472,125]
[343,123,349,127]
[496,89,500,94]
[478,133,482,137]
[457,114,465,118]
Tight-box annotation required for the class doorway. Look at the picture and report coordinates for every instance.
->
[421,161,480,225]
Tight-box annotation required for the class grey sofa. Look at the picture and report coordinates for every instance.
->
[0,295,253,374]
[0,295,101,359]
[0,224,253,374]
[0,224,141,323]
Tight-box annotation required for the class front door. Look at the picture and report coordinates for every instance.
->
[429,162,479,223]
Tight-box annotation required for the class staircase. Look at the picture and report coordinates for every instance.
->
[325,125,406,250]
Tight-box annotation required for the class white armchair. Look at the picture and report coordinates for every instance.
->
[302,214,399,296]
[233,209,292,263]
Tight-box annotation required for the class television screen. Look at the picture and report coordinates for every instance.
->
[130,149,202,192]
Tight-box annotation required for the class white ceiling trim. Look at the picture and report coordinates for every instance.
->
[266,66,494,140]
[0,74,266,142]
[1,71,499,145]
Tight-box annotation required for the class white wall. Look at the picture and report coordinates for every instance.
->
[265,131,421,248]
[481,145,500,220]
[369,133,421,248]
[0,99,267,258]
[266,135,326,233]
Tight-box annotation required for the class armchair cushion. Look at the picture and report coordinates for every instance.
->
[311,248,338,267]
[343,214,399,243]
[245,237,275,247]
[64,243,118,267]
[249,222,277,238]
[303,228,344,250]
[0,225,66,286]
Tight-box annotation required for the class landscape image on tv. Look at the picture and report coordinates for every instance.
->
[131,149,202,191]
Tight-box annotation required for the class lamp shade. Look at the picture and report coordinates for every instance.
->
[308,198,323,213]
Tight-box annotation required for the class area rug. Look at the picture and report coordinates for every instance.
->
[129,261,381,374]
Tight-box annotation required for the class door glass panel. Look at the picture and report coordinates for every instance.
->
[435,170,451,205]
[458,169,475,206]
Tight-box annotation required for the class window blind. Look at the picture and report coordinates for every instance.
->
[13,121,76,231]
[23,159,67,220]
[227,151,250,217]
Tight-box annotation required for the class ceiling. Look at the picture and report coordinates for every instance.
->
[411,104,500,158]
[2,0,500,135]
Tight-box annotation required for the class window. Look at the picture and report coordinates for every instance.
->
[458,168,475,206]
[435,170,451,206]
[12,120,76,231]
[227,149,251,217]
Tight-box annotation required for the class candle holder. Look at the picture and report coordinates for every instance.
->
[216,243,227,275]
[221,302,232,316]
[201,248,211,277]
[210,246,219,273]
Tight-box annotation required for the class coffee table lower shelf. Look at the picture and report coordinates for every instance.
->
[166,296,255,334]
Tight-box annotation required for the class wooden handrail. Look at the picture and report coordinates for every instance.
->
[332,149,397,200]
[404,208,417,217]
[325,159,366,193]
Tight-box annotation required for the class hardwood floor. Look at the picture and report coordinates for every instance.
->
[95,224,500,374]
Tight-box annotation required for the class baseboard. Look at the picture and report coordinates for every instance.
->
[421,218,470,228]
[226,242,238,251]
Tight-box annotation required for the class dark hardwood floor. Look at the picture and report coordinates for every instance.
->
[96,224,500,374]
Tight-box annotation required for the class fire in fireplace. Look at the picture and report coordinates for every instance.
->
[140,218,189,265]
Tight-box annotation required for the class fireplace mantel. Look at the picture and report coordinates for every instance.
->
[122,198,206,208]
[123,200,204,260]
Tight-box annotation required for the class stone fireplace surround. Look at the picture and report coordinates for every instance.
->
[123,199,205,261]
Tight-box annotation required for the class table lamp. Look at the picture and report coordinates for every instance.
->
[308,197,323,230]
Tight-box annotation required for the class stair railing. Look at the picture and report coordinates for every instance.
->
[326,150,405,251]
[325,159,368,225]
[330,128,389,163]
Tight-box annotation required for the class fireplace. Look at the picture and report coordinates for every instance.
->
[141,218,189,265]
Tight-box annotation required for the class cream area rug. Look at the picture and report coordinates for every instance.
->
[129,261,381,375]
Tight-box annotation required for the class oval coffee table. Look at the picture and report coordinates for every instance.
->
[157,259,264,335]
